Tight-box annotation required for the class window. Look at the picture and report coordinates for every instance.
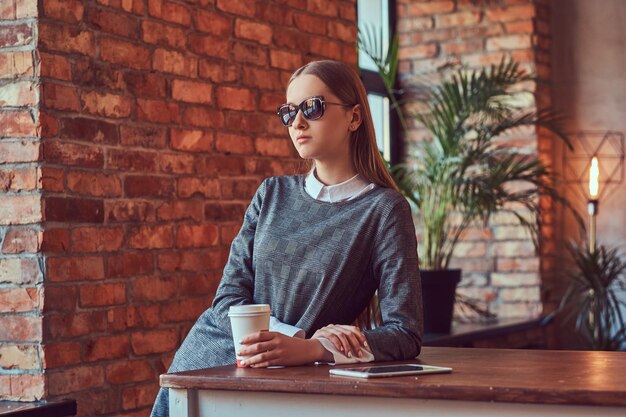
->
[357,0,398,164]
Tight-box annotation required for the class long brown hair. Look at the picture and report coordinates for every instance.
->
[290,61,395,329]
[289,60,399,192]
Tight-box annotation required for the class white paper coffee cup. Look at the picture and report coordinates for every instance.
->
[228,304,270,367]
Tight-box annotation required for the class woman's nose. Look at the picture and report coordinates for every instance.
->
[291,110,308,130]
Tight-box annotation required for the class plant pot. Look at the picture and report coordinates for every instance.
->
[420,269,462,334]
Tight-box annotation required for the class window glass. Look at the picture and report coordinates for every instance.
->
[357,0,390,72]
[368,93,391,161]
[357,0,392,160]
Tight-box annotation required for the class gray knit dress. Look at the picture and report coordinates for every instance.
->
[151,175,423,417]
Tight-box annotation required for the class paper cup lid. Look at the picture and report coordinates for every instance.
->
[228,304,270,315]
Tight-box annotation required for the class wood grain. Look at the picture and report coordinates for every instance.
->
[160,347,626,407]
[423,316,548,347]
[0,399,77,417]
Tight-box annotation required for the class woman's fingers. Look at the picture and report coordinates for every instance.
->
[338,325,368,348]
[312,325,369,358]
[237,340,273,357]
[238,332,278,367]
[241,349,278,368]
[240,330,273,344]
[336,328,362,357]
[338,327,364,356]
[320,328,348,353]
[346,325,368,346]
[324,327,356,357]
[239,334,278,367]
[324,325,368,357]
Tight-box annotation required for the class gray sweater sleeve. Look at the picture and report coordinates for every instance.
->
[210,180,266,332]
[364,198,423,361]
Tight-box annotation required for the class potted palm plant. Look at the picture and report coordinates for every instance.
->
[558,242,626,350]
[359,29,573,333]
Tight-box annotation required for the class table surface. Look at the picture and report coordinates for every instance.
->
[161,346,626,407]
[0,400,76,417]
[423,316,549,346]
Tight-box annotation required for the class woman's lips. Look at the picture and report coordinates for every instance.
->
[296,136,311,143]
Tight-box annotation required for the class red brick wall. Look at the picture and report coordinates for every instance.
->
[533,1,555,274]
[4,0,359,414]
[0,0,45,401]
[533,0,559,346]
[396,0,550,320]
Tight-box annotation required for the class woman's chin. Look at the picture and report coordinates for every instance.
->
[295,149,318,160]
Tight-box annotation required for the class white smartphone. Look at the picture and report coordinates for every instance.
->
[329,364,452,379]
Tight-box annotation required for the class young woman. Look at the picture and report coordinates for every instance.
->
[151,60,422,417]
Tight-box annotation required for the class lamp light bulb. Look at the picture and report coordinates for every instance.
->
[589,157,599,198]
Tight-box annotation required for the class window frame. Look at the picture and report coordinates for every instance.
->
[356,0,400,165]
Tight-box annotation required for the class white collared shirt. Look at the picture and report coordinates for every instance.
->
[304,170,376,203]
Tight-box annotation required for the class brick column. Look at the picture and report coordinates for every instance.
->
[0,0,45,401]
[1,0,358,415]
[396,0,551,320]
[533,0,560,347]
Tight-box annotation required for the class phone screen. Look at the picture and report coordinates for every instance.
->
[350,365,424,374]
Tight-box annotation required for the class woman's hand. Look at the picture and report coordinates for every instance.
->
[238,331,327,367]
[311,324,368,358]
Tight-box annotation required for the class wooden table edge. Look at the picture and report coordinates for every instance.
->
[160,373,626,408]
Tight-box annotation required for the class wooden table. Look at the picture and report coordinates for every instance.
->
[0,400,76,417]
[161,347,626,417]
[424,316,550,348]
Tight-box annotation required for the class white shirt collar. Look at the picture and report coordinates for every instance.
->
[305,170,374,203]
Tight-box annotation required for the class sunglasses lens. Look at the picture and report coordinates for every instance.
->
[277,98,325,126]
[278,105,297,126]
[303,98,323,120]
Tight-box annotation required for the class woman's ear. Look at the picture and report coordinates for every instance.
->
[349,104,362,131]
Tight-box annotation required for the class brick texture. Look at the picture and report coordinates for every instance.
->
[0,0,45,402]
[533,0,559,328]
[397,0,547,321]
[1,0,358,413]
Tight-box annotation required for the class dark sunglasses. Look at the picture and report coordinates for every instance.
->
[276,96,354,127]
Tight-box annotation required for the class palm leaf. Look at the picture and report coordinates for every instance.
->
[358,25,408,132]
[360,29,576,270]
[558,242,626,350]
